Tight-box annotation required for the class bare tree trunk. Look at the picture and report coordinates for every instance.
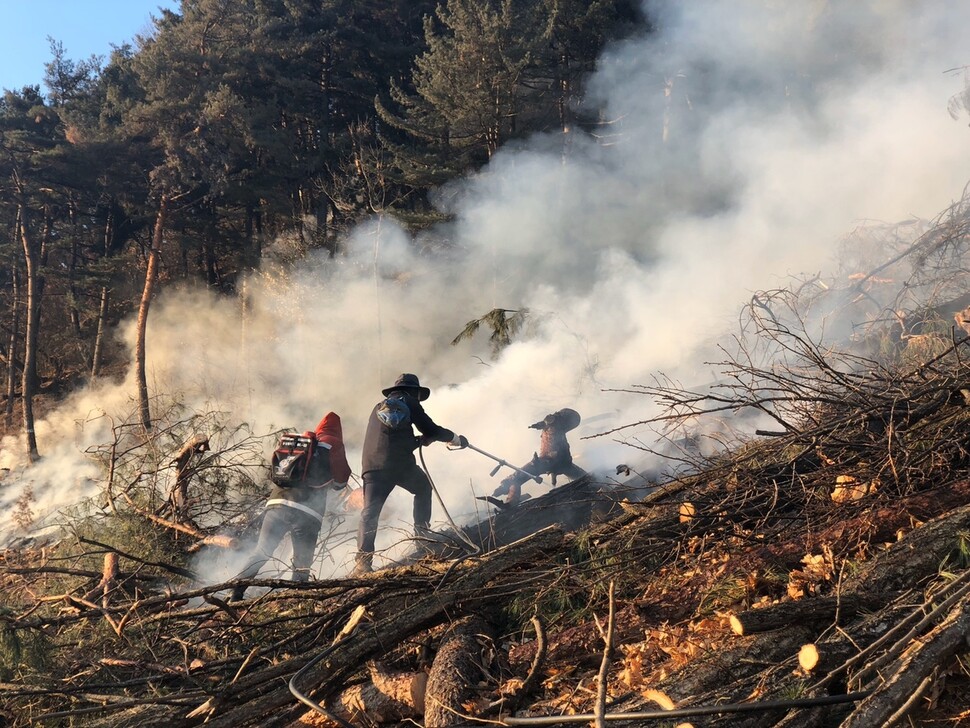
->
[243,203,263,269]
[557,52,572,162]
[5,262,20,428]
[136,195,168,431]
[67,199,84,346]
[662,75,674,144]
[91,205,114,378]
[18,203,42,462]
[91,286,109,378]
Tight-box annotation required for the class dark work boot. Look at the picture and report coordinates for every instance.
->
[352,552,373,576]
[413,522,435,555]
[229,586,246,602]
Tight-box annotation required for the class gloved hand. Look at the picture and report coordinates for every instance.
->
[451,434,468,448]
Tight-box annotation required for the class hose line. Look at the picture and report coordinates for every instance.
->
[418,443,482,555]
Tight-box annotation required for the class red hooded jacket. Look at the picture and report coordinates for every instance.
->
[314,412,352,485]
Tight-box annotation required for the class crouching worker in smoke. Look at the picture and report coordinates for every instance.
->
[492,408,586,506]
[354,373,467,575]
[230,412,352,601]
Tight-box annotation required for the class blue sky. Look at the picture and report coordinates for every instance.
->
[0,0,180,94]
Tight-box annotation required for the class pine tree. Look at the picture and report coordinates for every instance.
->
[375,0,643,205]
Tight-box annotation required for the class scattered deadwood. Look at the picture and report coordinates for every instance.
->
[120,489,238,550]
[14,219,970,727]
[729,501,970,637]
[4,531,554,728]
[189,527,564,728]
[76,535,198,581]
[841,596,970,727]
[491,615,547,715]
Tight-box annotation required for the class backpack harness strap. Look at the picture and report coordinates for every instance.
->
[266,498,325,523]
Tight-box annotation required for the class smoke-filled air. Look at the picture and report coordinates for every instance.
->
[3,0,970,579]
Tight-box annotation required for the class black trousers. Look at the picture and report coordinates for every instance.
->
[357,463,432,554]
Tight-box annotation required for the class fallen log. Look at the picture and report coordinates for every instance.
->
[796,640,859,678]
[728,595,870,636]
[842,501,970,594]
[425,476,604,560]
[656,626,815,703]
[798,644,819,672]
[425,615,496,727]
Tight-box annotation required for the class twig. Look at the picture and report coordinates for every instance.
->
[595,580,616,728]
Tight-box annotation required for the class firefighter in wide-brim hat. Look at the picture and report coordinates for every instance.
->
[355,373,467,574]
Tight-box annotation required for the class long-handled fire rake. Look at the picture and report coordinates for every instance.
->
[454,440,542,484]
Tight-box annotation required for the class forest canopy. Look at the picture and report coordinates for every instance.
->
[0,0,643,432]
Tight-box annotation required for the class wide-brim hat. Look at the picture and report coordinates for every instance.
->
[382,372,431,401]
[555,408,582,432]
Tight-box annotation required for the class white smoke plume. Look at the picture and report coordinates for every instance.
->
[3,0,970,579]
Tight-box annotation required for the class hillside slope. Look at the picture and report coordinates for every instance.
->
[5,197,970,727]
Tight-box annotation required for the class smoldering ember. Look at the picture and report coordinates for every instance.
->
[5,2,970,727]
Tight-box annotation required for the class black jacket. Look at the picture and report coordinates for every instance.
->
[361,391,455,474]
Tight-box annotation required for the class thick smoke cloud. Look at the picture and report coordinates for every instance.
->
[4,1,970,576]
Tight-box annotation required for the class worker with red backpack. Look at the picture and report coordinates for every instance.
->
[230,411,352,601]
[354,373,467,574]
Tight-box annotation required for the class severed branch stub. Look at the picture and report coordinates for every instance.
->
[81,552,119,608]
[170,434,210,519]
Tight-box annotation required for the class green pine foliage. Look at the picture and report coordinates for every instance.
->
[0,0,647,418]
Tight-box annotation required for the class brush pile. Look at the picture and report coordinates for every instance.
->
[5,194,970,727]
